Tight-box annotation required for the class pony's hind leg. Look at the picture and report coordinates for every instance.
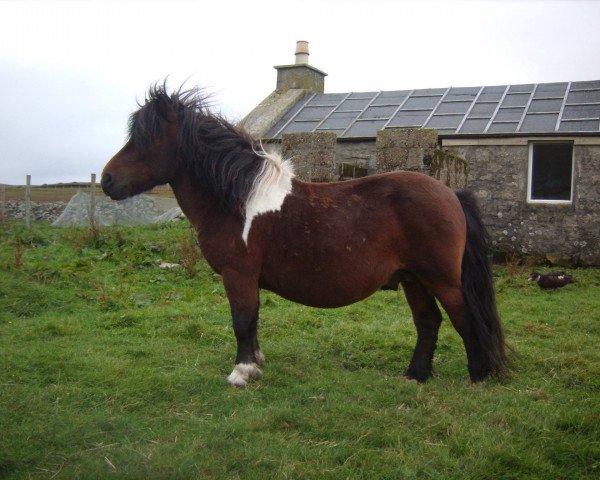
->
[428,282,490,382]
[401,279,443,382]
[222,272,264,387]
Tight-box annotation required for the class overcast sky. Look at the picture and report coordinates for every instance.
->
[1,0,599,185]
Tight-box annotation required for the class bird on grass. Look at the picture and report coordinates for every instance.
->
[528,271,575,289]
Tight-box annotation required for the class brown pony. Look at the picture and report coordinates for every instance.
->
[102,85,510,387]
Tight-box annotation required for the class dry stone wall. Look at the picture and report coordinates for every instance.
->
[282,132,337,182]
[375,128,437,174]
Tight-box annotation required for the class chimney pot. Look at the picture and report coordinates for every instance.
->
[295,40,309,65]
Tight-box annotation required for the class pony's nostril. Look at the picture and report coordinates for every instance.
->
[102,173,113,188]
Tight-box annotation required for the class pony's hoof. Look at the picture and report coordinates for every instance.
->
[227,363,262,388]
[404,367,432,383]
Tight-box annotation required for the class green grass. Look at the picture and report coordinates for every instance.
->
[1,222,599,479]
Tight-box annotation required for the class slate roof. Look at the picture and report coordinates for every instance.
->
[266,80,600,139]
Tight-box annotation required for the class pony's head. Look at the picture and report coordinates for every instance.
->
[102,84,198,200]
[102,84,264,216]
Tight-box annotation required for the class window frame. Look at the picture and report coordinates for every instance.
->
[527,141,575,204]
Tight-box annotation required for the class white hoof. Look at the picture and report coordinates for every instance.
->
[227,363,262,388]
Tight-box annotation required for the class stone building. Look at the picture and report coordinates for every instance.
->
[242,42,600,266]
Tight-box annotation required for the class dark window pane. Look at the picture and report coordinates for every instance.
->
[534,83,567,97]
[319,112,357,129]
[436,101,471,114]
[495,108,524,121]
[567,90,600,104]
[307,93,347,106]
[488,122,518,133]
[361,105,397,119]
[348,92,378,99]
[530,143,573,201]
[558,119,599,131]
[403,96,440,109]
[478,92,504,102]
[426,115,462,129]
[374,90,410,105]
[529,99,563,113]
[445,87,479,102]
[282,121,320,134]
[562,104,600,119]
[571,80,600,90]
[502,94,530,107]
[509,84,534,93]
[296,106,334,121]
[388,110,429,127]
[344,120,387,137]
[520,113,559,132]
[412,88,446,96]
[459,118,489,133]
[470,102,497,115]
[482,85,507,94]
[338,99,371,111]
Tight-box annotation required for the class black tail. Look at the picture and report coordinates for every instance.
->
[456,190,511,379]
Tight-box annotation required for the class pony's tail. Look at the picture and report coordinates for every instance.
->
[456,190,511,380]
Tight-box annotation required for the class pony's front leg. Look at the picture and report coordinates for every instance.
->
[223,272,263,387]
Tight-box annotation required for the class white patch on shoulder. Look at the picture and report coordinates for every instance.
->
[227,362,263,388]
[242,149,294,244]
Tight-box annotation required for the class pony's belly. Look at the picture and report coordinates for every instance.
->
[259,266,392,309]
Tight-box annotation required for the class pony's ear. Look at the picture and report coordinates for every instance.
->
[156,95,178,123]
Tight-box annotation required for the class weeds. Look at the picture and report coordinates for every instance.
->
[14,240,24,269]
[179,227,202,278]
[505,253,536,279]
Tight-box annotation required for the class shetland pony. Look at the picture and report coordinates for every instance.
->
[102,85,510,387]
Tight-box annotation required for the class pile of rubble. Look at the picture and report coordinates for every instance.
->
[3,200,67,222]
[2,193,184,226]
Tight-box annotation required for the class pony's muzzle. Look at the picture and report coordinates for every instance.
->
[101,172,127,200]
[101,172,113,192]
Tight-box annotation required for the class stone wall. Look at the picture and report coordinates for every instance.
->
[281,132,337,182]
[450,143,600,266]
[2,201,67,222]
[375,128,437,174]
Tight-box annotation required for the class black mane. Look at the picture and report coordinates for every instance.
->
[128,83,264,216]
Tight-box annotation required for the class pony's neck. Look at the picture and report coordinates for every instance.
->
[169,174,238,236]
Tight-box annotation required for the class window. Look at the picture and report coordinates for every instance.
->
[338,162,368,180]
[528,142,574,203]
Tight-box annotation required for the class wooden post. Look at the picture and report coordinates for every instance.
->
[25,175,31,228]
[89,173,96,226]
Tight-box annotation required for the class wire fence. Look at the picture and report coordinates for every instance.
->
[0,175,177,227]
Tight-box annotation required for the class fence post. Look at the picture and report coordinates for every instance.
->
[89,173,96,227]
[25,175,31,229]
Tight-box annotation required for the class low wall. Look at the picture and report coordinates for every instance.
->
[3,201,67,222]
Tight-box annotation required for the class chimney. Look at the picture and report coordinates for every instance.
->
[274,41,327,93]
[295,40,309,64]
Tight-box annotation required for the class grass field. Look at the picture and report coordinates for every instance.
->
[1,221,599,479]
[2,185,174,203]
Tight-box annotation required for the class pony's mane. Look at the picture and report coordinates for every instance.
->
[128,83,275,216]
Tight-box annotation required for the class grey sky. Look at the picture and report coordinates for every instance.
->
[1,0,599,185]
